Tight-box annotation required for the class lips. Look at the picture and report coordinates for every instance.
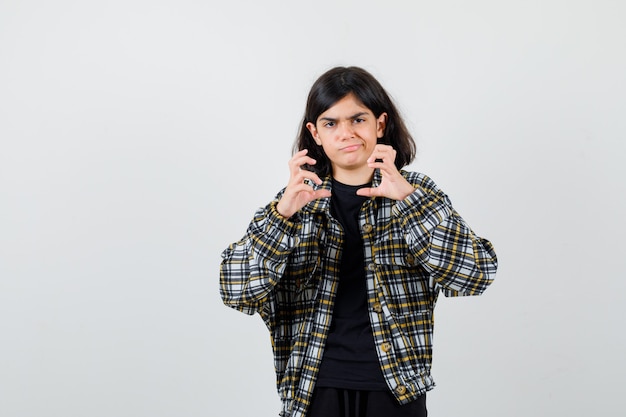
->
[340,144,361,152]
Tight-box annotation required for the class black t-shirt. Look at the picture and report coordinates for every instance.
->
[315,179,387,390]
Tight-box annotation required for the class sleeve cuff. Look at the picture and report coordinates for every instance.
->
[265,201,302,237]
[392,186,429,217]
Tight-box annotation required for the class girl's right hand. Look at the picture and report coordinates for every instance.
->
[276,149,332,219]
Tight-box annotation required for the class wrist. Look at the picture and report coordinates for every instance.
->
[398,183,417,201]
[275,201,293,219]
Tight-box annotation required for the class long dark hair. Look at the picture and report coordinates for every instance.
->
[294,66,416,176]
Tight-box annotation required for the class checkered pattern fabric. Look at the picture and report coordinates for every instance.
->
[220,170,497,417]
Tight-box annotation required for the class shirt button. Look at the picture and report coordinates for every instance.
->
[362,223,373,233]
[372,302,383,313]
[405,254,415,265]
[395,385,407,395]
[367,263,376,271]
[381,342,392,352]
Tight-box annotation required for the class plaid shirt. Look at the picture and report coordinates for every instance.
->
[220,170,498,417]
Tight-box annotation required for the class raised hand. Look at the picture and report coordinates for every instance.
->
[276,149,332,218]
[356,144,415,200]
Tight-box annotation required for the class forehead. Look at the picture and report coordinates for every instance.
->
[317,93,373,120]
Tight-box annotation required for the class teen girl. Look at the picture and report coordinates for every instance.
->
[220,66,498,417]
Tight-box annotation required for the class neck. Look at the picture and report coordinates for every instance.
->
[331,165,374,186]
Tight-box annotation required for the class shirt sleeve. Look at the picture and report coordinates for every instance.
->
[392,175,498,296]
[220,199,302,315]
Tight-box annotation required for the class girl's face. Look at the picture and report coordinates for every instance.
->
[306,93,386,183]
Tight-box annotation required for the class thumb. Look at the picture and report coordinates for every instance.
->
[356,187,376,197]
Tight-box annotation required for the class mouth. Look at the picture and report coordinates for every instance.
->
[340,144,362,152]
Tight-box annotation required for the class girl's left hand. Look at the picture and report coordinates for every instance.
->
[356,144,415,200]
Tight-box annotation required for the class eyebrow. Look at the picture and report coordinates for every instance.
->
[318,112,370,123]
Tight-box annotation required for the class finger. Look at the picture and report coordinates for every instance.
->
[289,149,312,162]
[291,156,318,173]
[366,159,396,173]
[291,186,331,204]
[313,189,332,200]
[291,150,315,163]
[295,170,324,186]
[376,144,395,154]
[290,153,316,166]
[285,183,316,198]
[367,148,393,164]
[355,187,379,198]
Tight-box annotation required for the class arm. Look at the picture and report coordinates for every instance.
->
[393,174,498,296]
[356,145,497,295]
[220,149,331,315]
[220,200,301,315]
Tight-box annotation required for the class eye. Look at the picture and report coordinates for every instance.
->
[323,121,335,128]
[353,118,365,124]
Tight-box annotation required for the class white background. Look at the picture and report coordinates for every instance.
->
[1,1,625,416]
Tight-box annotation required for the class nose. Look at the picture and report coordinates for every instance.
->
[337,120,355,140]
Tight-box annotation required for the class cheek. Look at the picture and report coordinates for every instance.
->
[320,142,334,154]
[366,126,381,140]
[319,133,337,145]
